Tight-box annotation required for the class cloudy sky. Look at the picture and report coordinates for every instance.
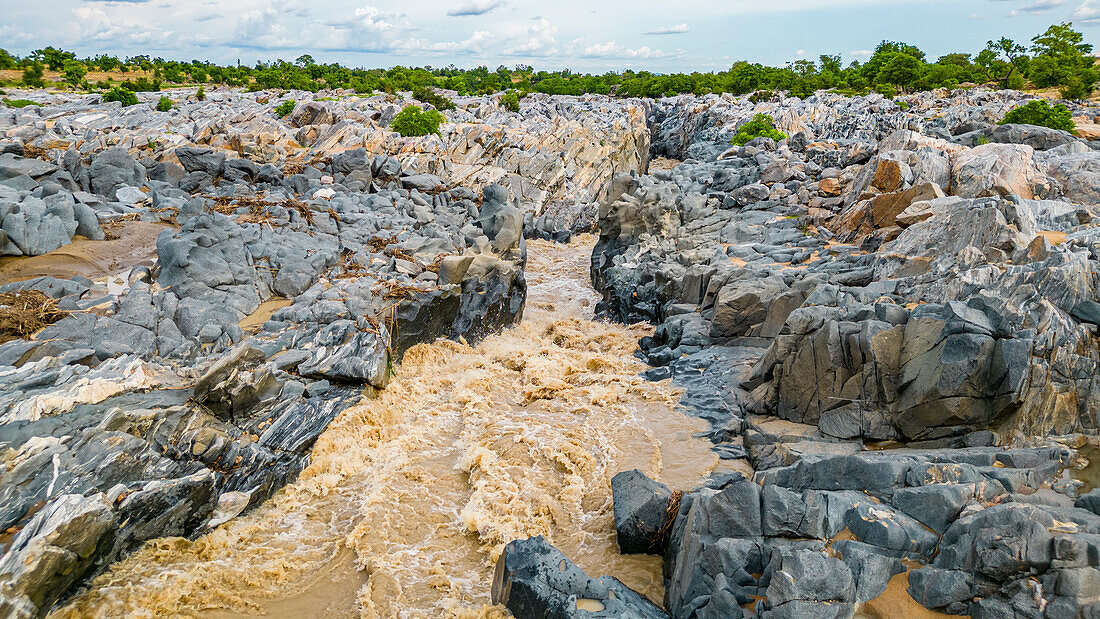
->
[1,0,1097,71]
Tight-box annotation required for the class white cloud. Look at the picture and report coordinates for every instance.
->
[849,49,873,57]
[447,0,504,16]
[501,17,558,56]
[577,40,673,59]
[1075,0,1100,23]
[1020,0,1065,12]
[795,49,806,57]
[644,23,690,35]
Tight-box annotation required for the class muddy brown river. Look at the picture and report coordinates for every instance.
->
[51,235,718,618]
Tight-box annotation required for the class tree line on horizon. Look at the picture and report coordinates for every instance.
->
[1,22,1096,101]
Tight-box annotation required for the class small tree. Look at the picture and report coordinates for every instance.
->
[62,60,87,88]
[981,37,1028,89]
[730,113,788,146]
[1000,99,1076,134]
[391,105,446,137]
[501,90,520,112]
[196,86,206,101]
[156,96,173,111]
[104,86,139,107]
[411,85,456,111]
[21,63,45,88]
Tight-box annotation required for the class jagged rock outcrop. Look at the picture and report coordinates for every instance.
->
[592,87,1100,617]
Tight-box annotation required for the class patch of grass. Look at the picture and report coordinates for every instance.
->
[730,113,788,146]
[1,98,40,108]
[391,105,446,137]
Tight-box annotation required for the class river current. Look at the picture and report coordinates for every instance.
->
[54,235,719,618]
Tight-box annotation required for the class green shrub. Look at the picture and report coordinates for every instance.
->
[196,86,206,101]
[501,90,520,112]
[156,96,173,111]
[749,90,774,104]
[62,60,86,86]
[274,100,295,117]
[2,98,40,108]
[21,63,45,88]
[391,105,446,137]
[730,113,788,146]
[411,85,455,111]
[896,100,910,111]
[103,86,139,107]
[1000,99,1076,134]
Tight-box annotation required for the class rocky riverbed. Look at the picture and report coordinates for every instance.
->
[3,84,1100,618]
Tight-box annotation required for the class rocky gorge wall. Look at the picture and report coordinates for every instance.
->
[525,87,1100,618]
[0,88,648,617]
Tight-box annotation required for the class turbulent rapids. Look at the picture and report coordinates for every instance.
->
[52,236,718,618]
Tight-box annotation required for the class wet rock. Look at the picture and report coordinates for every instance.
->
[491,536,667,619]
[612,470,676,555]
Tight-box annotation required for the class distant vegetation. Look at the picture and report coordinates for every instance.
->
[1,22,1096,100]
[391,105,446,137]
[730,114,788,146]
[1000,99,1077,134]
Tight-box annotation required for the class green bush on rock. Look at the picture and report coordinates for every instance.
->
[103,86,139,107]
[501,90,520,112]
[274,99,295,117]
[412,85,455,111]
[391,105,446,137]
[730,113,788,146]
[1000,99,1076,134]
[156,96,173,111]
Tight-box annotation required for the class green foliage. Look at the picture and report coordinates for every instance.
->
[62,60,87,86]
[1000,99,1076,134]
[749,90,774,103]
[730,113,788,146]
[31,46,74,71]
[501,89,520,112]
[1027,23,1097,99]
[411,85,455,111]
[7,23,1097,103]
[156,96,173,111]
[274,100,295,117]
[21,63,45,88]
[896,100,910,111]
[119,77,161,92]
[391,105,446,137]
[2,99,40,108]
[103,86,139,107]
[196,86,206,101]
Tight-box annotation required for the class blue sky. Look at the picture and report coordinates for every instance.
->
[1,0,1097,71]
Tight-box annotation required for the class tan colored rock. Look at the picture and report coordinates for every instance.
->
[818,177,844,196]
[1073,117,1100,140]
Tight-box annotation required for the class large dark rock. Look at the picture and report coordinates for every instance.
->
[491,536,667,619]
[612,470,676,555]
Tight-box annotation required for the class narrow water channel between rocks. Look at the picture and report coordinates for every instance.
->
[52,235,720,618]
